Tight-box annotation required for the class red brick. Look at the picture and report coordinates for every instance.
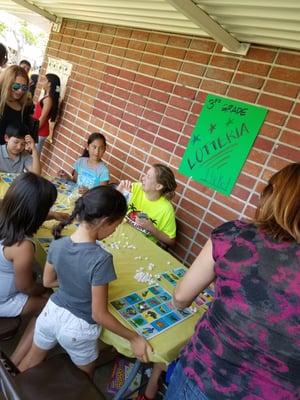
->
[265,110,287,126]
[204,212,225,228]
[160,58,182,70]
[165,106,188,122]
[247,47,276,63]
[173,85,196,99]
[148,32,169,44]
[186,114,198,125]
[178,73,202,88]
[293,103,300,116]
[243,161,263,178]
[154,137,176,152]
[185,50,210,64]
[273,144,300,163]
[156,68,178,82]
[267,157,291,171]
[206,67,233,82]
[145,43,165,54]
[164,47,186,59]
[253,137,274,152]
[161,117,183,132]
[129,93,146,107]
[132,83,150,97]
[181,62,206,76]
[248,148,268,164]
[184,189,210,209]
[178,206,202,229]
[140,119,159,134]
[239,61,270,76]
[244,205,256,219]
[231,185,251,202]
[138,129,156,144]
[270,67,300,84]
[227,87,258,103]
[233,73,264,89]
[143,109,163,124]
[152,80,174,93]
[168,36,190,48]
[280,130,300,147]
[138,64,158,76]
[215,194,245,213]
[211,55,239,69]
[149,147,171,164]
[286,116,300,131]
[131,30,149,41]
[110,47,125,57]
[190,38,216,52]
[210,203,239,221]
[146,99,166,113]
[258,94,293,113]
[259,124,280,139]
[159,127,179,142]
[149,89,170,103]
[264,80,299,98]
[142,53,161,65]
[276,51,300,68]
[201,80,228,95]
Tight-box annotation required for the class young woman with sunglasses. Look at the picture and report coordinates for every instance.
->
[33,73,61,153]
[0,65,31,144]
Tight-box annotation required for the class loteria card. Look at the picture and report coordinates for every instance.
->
[110,285,194,339]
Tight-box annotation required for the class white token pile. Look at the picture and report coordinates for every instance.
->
[134,267,157,285]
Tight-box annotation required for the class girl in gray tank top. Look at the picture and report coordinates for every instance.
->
[0,172,57,366]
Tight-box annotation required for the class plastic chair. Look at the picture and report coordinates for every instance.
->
[0,351,105,400]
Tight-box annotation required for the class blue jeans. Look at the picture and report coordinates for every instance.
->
[165,361,210,400]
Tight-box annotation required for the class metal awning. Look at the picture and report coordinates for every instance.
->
[0,0,299,52]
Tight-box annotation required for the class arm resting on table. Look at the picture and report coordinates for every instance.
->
[173,239,215,310]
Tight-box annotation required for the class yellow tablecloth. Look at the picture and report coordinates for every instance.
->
[0,173,204,364]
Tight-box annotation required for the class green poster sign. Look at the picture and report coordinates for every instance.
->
[179,94,268,196]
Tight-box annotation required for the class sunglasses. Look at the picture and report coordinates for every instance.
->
[11,83,29,92]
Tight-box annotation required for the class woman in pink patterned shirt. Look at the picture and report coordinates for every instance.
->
[166,162,300,400]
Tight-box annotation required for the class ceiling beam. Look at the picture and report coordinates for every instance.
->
[10,0,58,22]
[166,0,248,54]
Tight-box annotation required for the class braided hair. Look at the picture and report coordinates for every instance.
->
[52,185,127,239]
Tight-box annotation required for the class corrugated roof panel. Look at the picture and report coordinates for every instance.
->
[195,0,300,49]
[0,0,299,50]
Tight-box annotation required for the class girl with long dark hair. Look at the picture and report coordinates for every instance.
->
[33,73,60,153]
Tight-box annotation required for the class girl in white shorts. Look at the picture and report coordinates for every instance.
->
[0,172,58,365]
[20,186,152,377]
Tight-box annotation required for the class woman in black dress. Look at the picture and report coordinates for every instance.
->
[0,65,31,144]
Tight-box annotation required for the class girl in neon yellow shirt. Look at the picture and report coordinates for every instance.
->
[118,163,177,247]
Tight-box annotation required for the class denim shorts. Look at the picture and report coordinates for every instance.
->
[34,299,101,366]
[165,360,210,400]
[0,292,28,317]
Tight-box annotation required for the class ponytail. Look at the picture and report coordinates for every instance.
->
[52,197,84,239]
[52,186,127,239]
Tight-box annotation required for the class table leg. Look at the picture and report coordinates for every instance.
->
[113,360,141,400]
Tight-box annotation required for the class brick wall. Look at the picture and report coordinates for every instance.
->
[40,19,300,265]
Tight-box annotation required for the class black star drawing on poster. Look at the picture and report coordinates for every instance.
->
[208,123,217,134]
[192,135,201,145]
